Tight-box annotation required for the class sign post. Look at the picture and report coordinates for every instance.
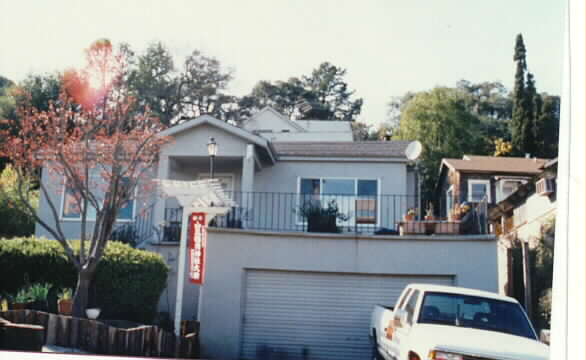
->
[154,179,234,337]
[188,212,207,284]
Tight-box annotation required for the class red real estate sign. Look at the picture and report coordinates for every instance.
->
[188,212,207,284]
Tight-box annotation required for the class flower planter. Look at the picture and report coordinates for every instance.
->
[403,214,415,222]
[399,221,426,235]
[435,222,460,235]
[58,299,73,315]
[27,300,48,312]
[9,302,28,310]
[307,214,338,233]
[86,308,101,319]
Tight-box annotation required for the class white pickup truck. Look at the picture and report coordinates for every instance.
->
[370,284,549,360]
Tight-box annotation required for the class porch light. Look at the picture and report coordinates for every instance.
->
[207,137,218,157]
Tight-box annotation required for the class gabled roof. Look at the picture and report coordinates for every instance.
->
[441,155,549,175]
[272,141,411,159]
[243,106,307,132]
[159,114,276,163]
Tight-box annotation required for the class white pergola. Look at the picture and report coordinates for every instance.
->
[155,179,235,336]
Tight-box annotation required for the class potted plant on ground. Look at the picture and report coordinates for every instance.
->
[8,288,32,310]
[57,288,73,315]
[26,283,51,312]
[298,199,349,233]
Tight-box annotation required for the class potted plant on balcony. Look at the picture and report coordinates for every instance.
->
[57,288,73,315]
[299,199,349,233]
[424,203,435,221]
[403,208,416,222]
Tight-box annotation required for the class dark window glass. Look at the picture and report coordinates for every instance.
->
[418,292,536,340]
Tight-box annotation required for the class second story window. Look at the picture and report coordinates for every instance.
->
[497,179,526,202]
[468,179,491,203]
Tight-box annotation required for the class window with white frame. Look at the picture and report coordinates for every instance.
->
[467,179,491,202]
[497,179,526,202]
[446,185,454,215]
[298,177,379,225]
[61,173,135,221]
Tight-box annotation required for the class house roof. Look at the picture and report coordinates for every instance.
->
[159,114,276,164]
[272,141,411,159]
[442,155,549,175]
[293,120,352,133]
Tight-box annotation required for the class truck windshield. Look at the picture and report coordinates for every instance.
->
[418,292,537,340]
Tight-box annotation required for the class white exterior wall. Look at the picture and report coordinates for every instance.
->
[513,192,557,247]
[193,229,498,359]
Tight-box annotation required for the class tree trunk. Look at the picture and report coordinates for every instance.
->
[72,268,95,318]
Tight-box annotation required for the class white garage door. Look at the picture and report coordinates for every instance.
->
[240,270,454,360]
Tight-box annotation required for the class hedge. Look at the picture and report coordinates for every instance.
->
[0,237,168,324]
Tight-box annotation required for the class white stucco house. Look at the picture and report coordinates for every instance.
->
[35,107,498,360]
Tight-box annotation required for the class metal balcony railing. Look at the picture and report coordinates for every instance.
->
[162,191,419,241]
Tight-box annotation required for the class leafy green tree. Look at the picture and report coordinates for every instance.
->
[300,62,363,121]
[0,75,16,121]
[127,42,237,126]
[394,87,485,199]
[456,80,512,147]
[240,62,363,121]
[534,95,560,158]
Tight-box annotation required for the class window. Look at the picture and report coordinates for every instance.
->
[418,292,537,340]
[404,290,420,325]
[446,185,454,214]
[298,177,379,225]
[61,173,135,222]
[468,179,491,202]
[497,179,525,202]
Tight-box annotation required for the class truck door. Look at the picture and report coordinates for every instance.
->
[388,289,420,360]
[379,288,412,359]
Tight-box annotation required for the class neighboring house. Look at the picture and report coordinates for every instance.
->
[35,107,498,360]
[436,155,551,218]
[488,158,557,297]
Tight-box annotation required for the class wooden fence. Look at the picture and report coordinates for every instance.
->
[0,310,198,358]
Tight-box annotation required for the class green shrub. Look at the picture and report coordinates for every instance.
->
[0,237,169,324]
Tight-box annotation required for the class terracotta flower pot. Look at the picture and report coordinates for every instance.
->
[424,215,435,221]
[58,299,73,315]
[403,214,415,221]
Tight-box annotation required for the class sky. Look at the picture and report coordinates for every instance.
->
[0,1,565,126]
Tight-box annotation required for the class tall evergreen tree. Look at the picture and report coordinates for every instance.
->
[524,72,537,156]
[535,95,560,158]
[511,34,528,155]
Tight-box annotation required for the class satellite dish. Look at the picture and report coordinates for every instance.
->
[405,141,422,161]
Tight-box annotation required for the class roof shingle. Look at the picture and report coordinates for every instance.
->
[443,155,550,174]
